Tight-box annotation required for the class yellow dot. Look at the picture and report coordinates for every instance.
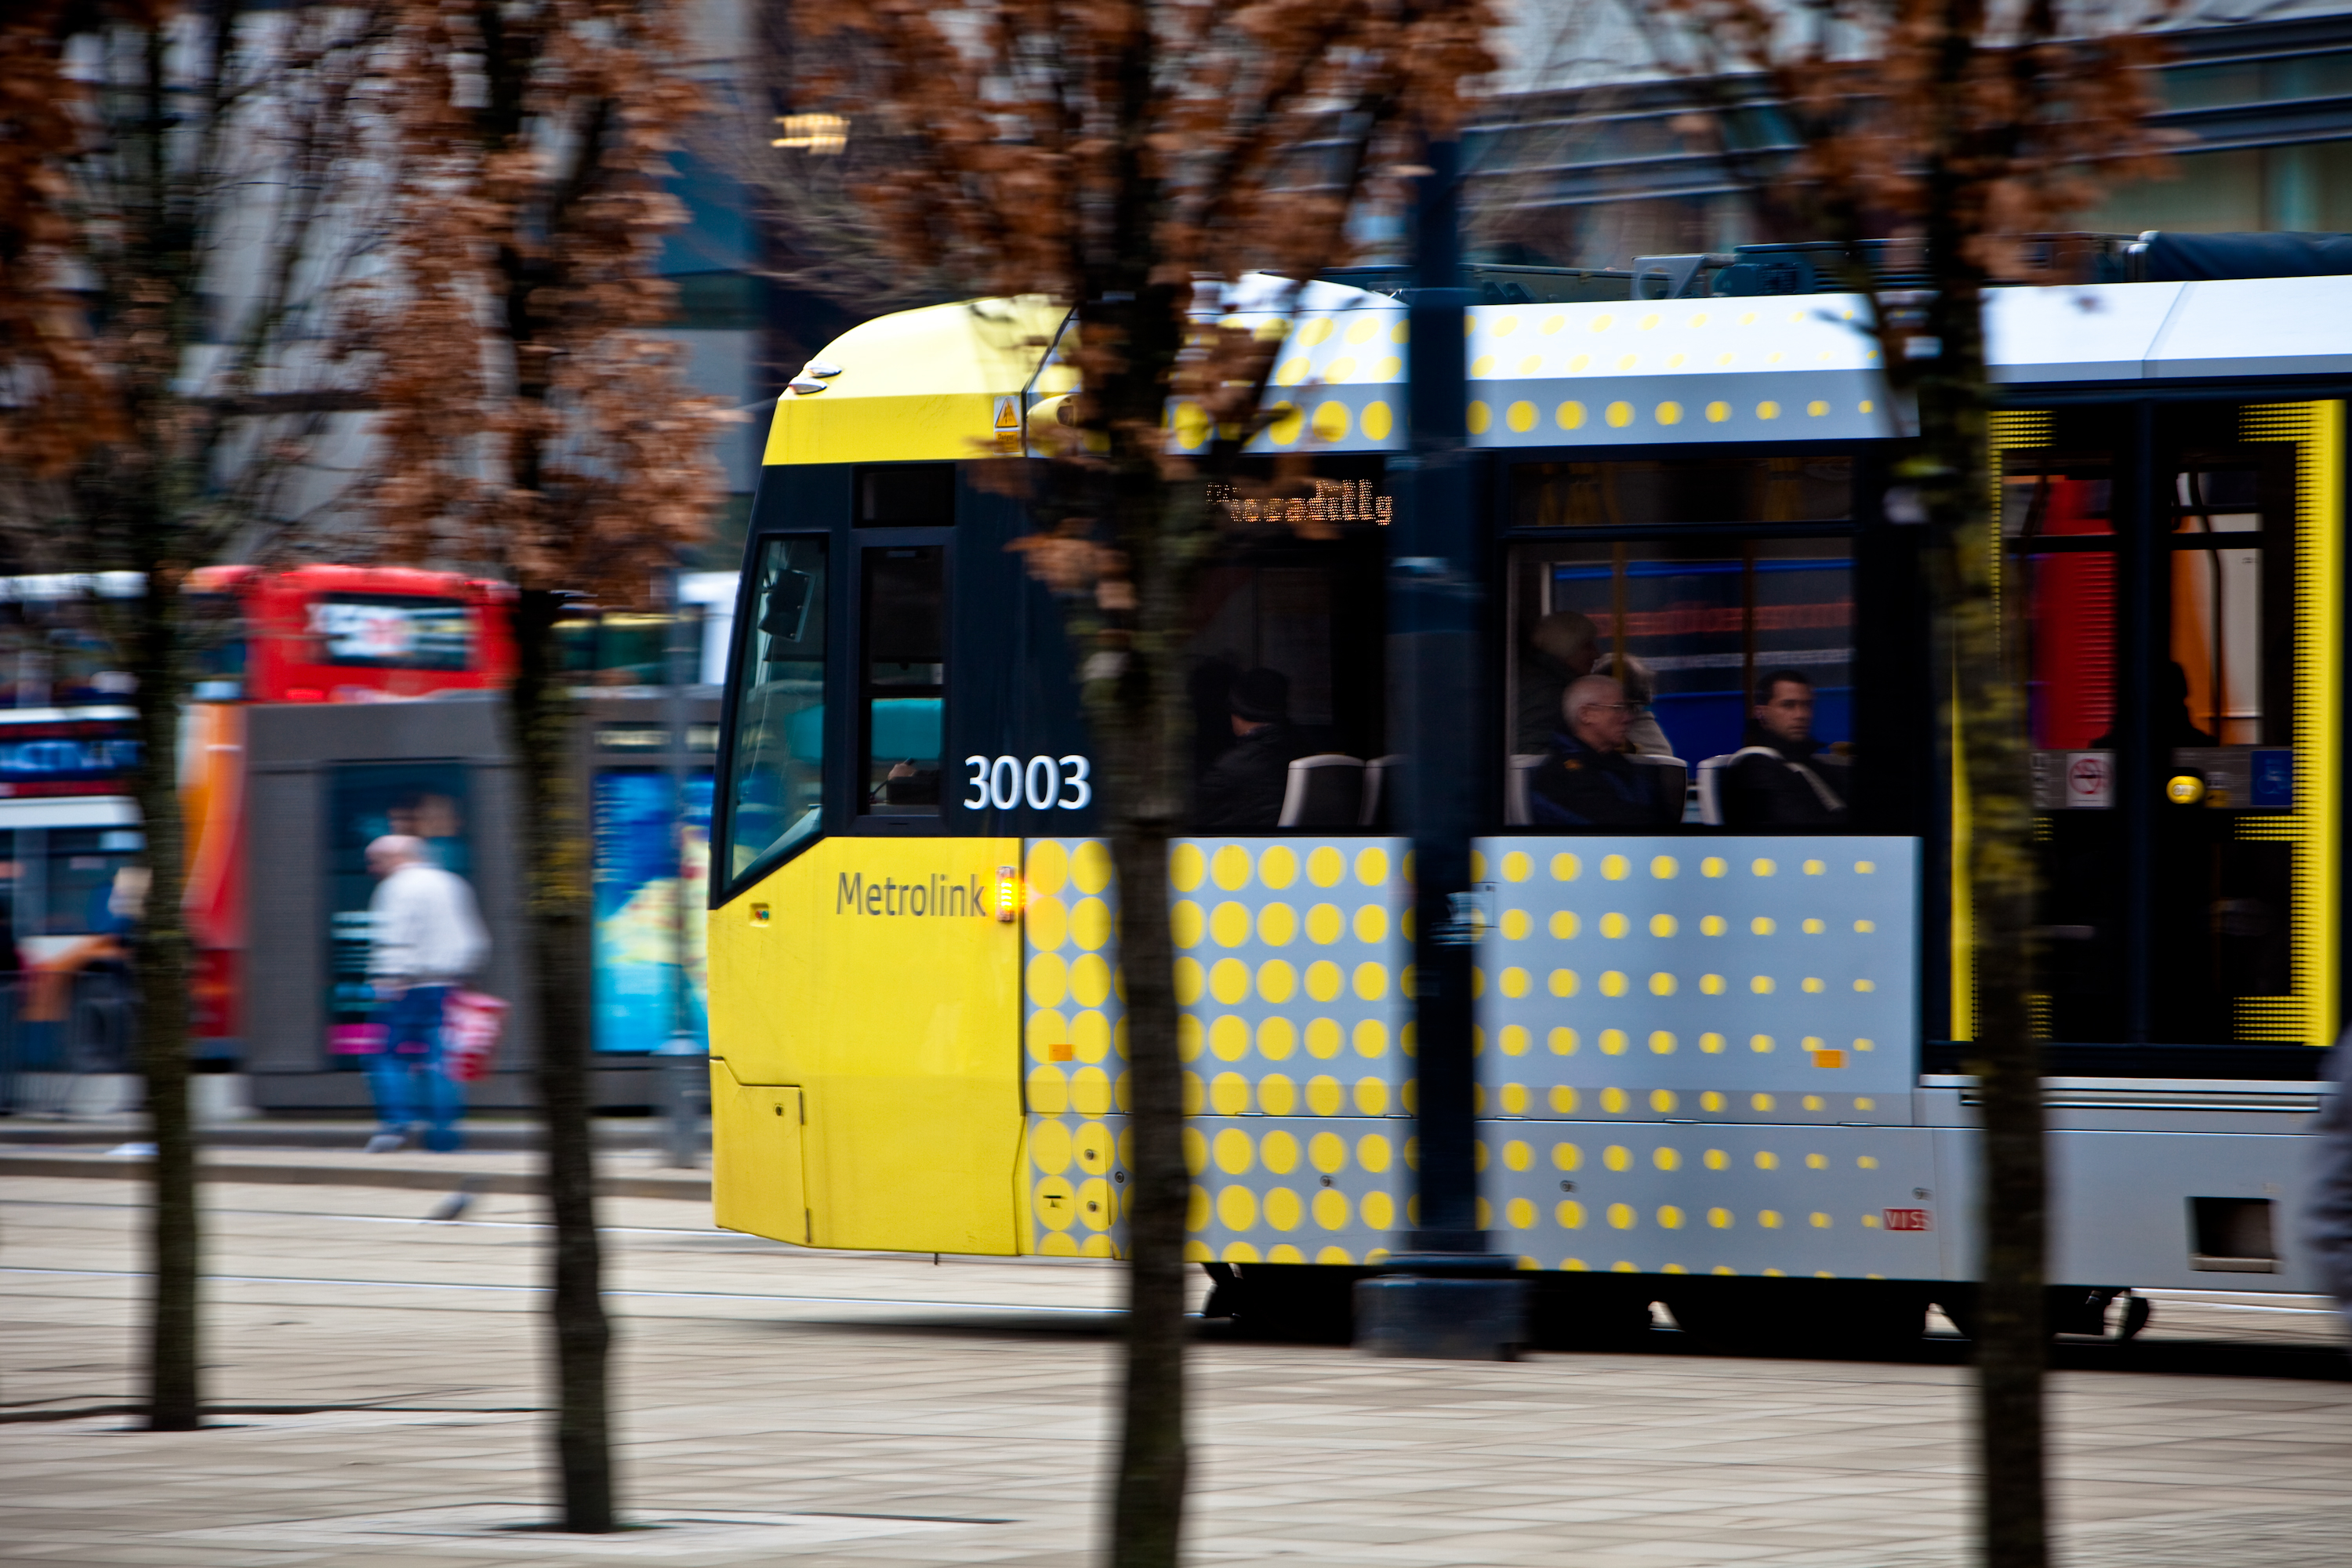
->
[1340,1019,1384,1061]
[1557,1200,1586,1230]
[1253,1016,1295,1062]
[1807,400,1828,417]
[1070,896,1111,951]
[1305,903,1343,945]
[1655,401,1682,425]
[1759,1210,1782,1229]
[1599,1030,1628,1057]
[1207,957,1247,1004]
[1312,1189,1351,1232]
[1499,1196,1535,1230]
[1210,1073,1251,1116]
[1210,1015,1250,1061]
[1555,400,1586,430]
[1549,968,1579,997]
[1607,1202,1635,1229]
[1466,400,1492,434]
[1352,903,1388,943]
[1262,1187,1303,1232]
[1650,913,1677,937]
[1802,918,1824,935]
[1306,1075,1343,1115]
[1254,901,1298,946]
[1755,1150,1778,1170]
[1359,401,1394,441]
[1500,967,1530,999]
[1811,1211,1832,1228]
[1305,960,1341,1001]
[1601,1086,1628,1112]
[1352,962,1388,1000]
[1352,1077,1389,1116]
[1351,846,1388,887]
[1657,1205,1684,1229]
[1855,919,1877,935]
[1549,911,1580,940]
[1860,399,1875,415]
[1258,1073,1297,1116]
[1305,846,1344,887]
[1700,974,1725,995]
[1757,401,1780,420]
[1751,975,1774,995]
[1501,400,1535,434]
[1600,912,1629,938]
[1855,978,1876,993]
[1304,1018,1342,1058]
[1604,1145,1632,1175]
[1806,1152,1828,1168]
[1213,1127,1254,1173]
[1026,952,1068,1007]
[1751,1033,1774,1053]
[1650,1092,1679,1119]
[1501,909,1532,940]
[1356,1133,1392,1173]
[1802,977,1824,994]
[1752,1093,1775,1110]
[1705,401,1730,423]
[1218,1185,1258,1231]
[1547,1028,1578,1057]
[1361,1192,1395,1230]
[1200,902,1243,949]
[1298,318,1333,346]
[1700,1033,1725,1055]
[1648,973,1675,997]
[1605,401,1633,428]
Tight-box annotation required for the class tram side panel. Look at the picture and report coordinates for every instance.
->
[710,834,1024,1255]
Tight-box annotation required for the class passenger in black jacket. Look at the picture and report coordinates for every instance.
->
[1528,676,1682,827]
[1196,667,1302,828]
[1719,670,1851,826]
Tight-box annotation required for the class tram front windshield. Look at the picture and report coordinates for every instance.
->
[725,536,827,879]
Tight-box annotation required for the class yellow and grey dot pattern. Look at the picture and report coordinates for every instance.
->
[1461,299,1893,448]
[1020,835,1412,1258]
[1472,836,1919,1124]
[1476,1119,1942,1278]
[1182,1115,1406,1264]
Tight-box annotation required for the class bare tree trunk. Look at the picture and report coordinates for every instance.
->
[511,588,615,1532]
[1919,240,2047,1568]
[128,567,198,1431]
[1100,472,1199,1566]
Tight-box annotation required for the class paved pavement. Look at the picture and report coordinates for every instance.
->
[5,1171,2352,1566]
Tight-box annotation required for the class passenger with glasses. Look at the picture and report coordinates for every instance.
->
[1527,675,1682,827]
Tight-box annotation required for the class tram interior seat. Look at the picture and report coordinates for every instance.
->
[1279,754,1366,828]
[1504,753,1545,826]
[1359,753,1405,829]
[1505,752,1690,827]
[1694,754,1734,826]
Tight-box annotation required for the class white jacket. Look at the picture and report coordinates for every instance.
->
[368,862,489,984]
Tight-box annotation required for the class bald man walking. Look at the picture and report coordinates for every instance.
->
[363,835,488,1152]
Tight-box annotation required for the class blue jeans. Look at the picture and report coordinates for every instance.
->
[368,985,464,1151]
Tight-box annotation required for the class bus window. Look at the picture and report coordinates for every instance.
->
[861,545,945,815]
[726,537,827,877]
[1511,537,1856,828]
[309,594,473,670]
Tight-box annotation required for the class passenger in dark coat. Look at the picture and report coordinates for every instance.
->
[1528,675,1682,827]
[1719,670,1851,826]
[1196,667,1301,828]
[1514,610,1599,753]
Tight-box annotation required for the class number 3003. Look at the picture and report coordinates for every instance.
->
[964,754,1092,811]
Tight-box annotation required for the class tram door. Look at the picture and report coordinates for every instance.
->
[1999,402,2341,1050]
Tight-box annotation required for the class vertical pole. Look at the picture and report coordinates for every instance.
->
[1395,140,1483,1256]
[2122,403,2157,1042]
[1357,140,1525,1359]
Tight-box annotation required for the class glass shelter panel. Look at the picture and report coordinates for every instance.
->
[725,536,827,879]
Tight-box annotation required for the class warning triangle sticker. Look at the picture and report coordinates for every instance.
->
[994,396,1021,430]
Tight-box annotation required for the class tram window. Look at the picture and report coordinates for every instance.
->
[1511,539,1856,826]
[725,536,827,879]
[856,465,956,527]
[861,546,946,814]
[1512,456,1852,528]
[2007,463,2120,756]
[1186,533,1385,829]
[2172,467,2272,746]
